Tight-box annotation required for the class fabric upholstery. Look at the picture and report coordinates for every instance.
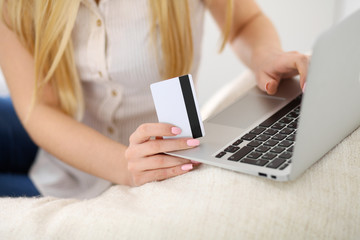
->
[1,71,358,239]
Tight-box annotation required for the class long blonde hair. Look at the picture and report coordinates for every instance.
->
[0,0,233,118]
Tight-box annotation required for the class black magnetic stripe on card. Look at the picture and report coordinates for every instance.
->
[179,75,202,138]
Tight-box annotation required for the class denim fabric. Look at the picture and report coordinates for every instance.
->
[0,97,40,197]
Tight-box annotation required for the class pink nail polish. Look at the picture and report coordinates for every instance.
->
[171,127,181,135]
[187,139,200,147]
[302,82,307,93]
[181,164,193,171]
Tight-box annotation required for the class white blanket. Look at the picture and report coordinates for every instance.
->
[1,72,359,239]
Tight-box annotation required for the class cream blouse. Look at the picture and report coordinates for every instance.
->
[29,0,205,198]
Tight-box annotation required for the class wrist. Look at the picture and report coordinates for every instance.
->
[98,141,130,186]
[251,47,283,73]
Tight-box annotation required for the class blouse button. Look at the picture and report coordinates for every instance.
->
[96,19,102,27]
[107,126,114,134]
[111,90,118,97]
[98,71,103,78]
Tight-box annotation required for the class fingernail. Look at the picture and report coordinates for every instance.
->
[191,160,201,164]
[302,82,307,93]
[187,139,200,147]
[181,164,193,171]
[171,127,181,135]
[265,82,270,92]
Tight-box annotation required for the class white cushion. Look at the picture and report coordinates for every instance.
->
[1,71,359,239]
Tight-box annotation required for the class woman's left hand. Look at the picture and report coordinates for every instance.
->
[254,50,310,95]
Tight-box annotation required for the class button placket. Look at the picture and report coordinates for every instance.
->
[97,20,108,81]
[96,19,102,27]
[107,126,115,135]
[87,8,109,82]
[83,0,109,81]
[111,89,118,97]
[109,84,123,130]
[96,0,111,81]
[98,84,123,138]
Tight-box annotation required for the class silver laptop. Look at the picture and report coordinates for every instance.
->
[169,10,360,181]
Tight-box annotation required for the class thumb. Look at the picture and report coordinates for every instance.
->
[258,72,281,95]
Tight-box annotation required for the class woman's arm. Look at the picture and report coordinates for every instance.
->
[206,0,309,94]
[0,19,198,187]
[0,18,128,184]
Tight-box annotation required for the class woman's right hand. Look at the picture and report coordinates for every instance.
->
[125,123,201,186]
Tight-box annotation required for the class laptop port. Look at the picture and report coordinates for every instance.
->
[258,172,267,177]
[271,175,277,179]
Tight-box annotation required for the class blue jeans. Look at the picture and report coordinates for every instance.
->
[0,97,40,197]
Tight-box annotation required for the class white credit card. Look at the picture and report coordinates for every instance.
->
[150,74,205,139]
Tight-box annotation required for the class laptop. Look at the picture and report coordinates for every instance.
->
[168,9,360,181]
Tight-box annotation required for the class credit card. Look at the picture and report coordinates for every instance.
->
[150,74,205,139]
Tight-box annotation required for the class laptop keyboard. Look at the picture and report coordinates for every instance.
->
[214,94,302,170]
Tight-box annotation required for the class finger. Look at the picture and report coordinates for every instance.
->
[259,52,310,95]
[133,164,193,186]
[276,52,309,90]
[258,72,281,95]
[295,54,310,91]
[139,138,200,157]
[190,160,202,166]
[130,123,182,144]
[131,154,192,171]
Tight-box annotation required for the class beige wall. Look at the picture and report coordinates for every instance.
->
[197,0,337,106]
[1,1,359,101]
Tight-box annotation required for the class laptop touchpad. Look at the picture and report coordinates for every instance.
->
[207,93,285,129]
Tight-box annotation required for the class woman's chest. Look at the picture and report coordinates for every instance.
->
[72,0,158,87]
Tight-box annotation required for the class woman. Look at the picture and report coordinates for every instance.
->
[0,0,308,198]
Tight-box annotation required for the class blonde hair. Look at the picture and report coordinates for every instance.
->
[0,0,233,118]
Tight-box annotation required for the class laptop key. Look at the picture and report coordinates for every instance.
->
[241,134,256,141]
[288,122,298,129]
[255,145,270,153]
[232,139,243,146]
[255,134,270,141]
[279,163,289,170]
[241,158,269,167]
[286,111,298,118]
[247,152,262,159]
[287,146,294,152]
[247,140,262,147]
[270,146,286,154]
[262,152,277,160]
[279,152,292,159]
[279,117,293,124]
[286,134,296,141]
[271,123,286,130]
[263,129,278,135]
[278,140,292,147]
[224,146,240,153]
[280,128,294,135]
[263,140,278,147]
[228,146,253,161]
[215,152,226,158]
[259,97,301,127]
[259,115,282,128]
[250,126,266,135]
[272,134,286,141]
[267,158,286,169]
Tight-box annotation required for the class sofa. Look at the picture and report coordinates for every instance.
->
[0,71,359,239]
